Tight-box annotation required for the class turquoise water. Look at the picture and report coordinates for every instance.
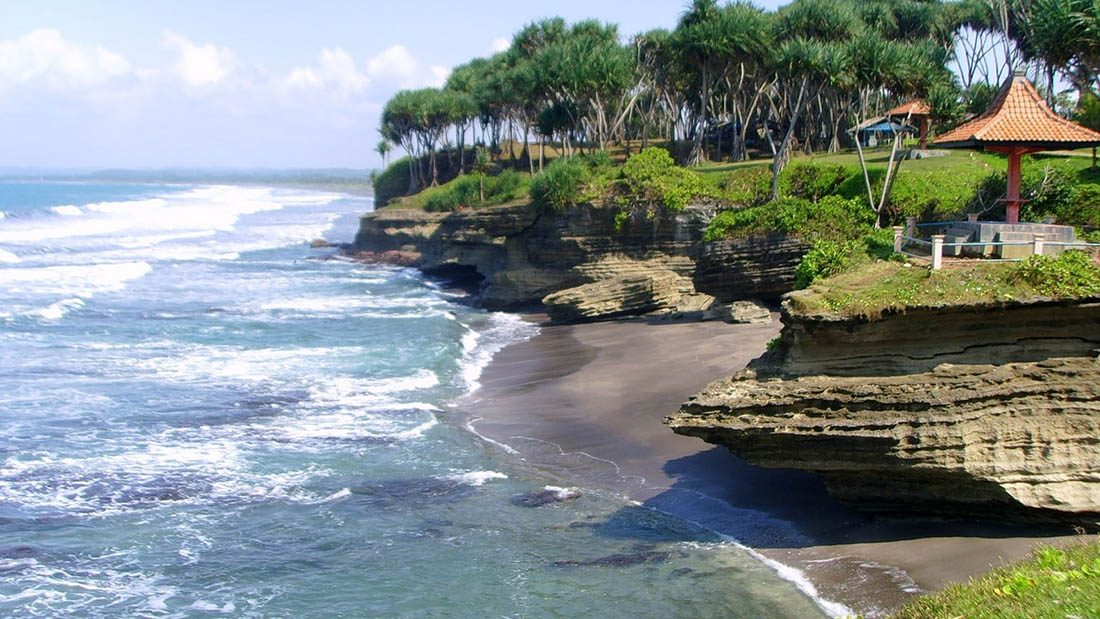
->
[0,182,828,617]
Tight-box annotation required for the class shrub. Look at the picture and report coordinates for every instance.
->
[619,147,706,211]
[704,195,874,242]
[782,162,852,200]
[487,168,524,200]
[1019,164,1076,222]
[1060,185,1100,227]
[581,150,614,171]
[1013,251,1100,297]
[530,157,590,213]
[372,157,413,205]
[710,166,772,206]
[795,239,856,288]
[423,175,480,212]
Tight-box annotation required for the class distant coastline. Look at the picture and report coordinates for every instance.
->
[0,169,375,197]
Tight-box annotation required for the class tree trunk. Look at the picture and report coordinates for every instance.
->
[770,77,809,200]
[688,61,709,165]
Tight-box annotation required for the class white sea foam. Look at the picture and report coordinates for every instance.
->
[542,485,582,500]
[445,470,508,486]
[49,205,82,216]
[0,261,152,297]
[33,297,85,321]
[0,210,5,219]
[84,198,167,214]
[457,312,539,393]
[0,248,20,263]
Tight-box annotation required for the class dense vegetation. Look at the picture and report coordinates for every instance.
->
[376,0,1100,204]
[892,538,1100,619]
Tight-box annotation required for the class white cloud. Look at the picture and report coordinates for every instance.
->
[283,47,370,98]
[366,44,448,88]
[163,31,236,87]
[0,29,131,92]
[490,37,511,53]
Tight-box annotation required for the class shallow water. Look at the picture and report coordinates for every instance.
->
[0,182,828,617]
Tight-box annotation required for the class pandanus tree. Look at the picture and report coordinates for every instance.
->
[533,20,635,152]
[768,37,850,199]
[672,0,724,165]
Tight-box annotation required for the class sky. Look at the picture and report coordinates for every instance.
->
[0,0,786,170]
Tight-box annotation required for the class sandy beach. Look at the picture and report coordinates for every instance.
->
[460,314,1078,616]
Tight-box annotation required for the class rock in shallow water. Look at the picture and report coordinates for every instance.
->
[512,487,582,507]
[551,550,674,568]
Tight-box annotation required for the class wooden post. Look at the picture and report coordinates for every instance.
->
[919,117,929,150]
[893,226,904,253]
[968,213,979,223]
[905,216,917,238]
[932,235,945,270]
[1033,233,1045,257]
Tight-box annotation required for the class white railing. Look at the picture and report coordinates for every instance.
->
[893,226,1100,270]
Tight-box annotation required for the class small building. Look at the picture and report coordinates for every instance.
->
[885,99,934,150]
[934,70,1100,224]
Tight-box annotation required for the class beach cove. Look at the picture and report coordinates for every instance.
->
[456,313,1081,617]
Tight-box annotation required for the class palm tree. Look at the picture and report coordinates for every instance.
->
[375,140,392,168]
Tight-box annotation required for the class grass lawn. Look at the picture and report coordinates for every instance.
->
[892,538,1100,619]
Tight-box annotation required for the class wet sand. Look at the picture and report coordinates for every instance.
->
[459,315,1077,616]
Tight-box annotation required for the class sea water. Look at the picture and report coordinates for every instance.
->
[0,182,830,617]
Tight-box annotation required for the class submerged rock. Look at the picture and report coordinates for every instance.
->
[512,486,582,507]
[551,550,673,568]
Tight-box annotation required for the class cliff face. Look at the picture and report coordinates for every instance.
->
[353,204,807,317]
[666,297,1100,523]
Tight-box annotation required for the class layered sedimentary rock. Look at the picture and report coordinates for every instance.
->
[666,297,1100,522]
[354,203,804,316]
[542,271,692,323]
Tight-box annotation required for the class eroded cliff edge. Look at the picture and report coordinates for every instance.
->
[352,203,807,320]
[666,295,1100,523]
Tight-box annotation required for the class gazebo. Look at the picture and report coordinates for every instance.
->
[886,99,934,150]
[934,70,1100,224]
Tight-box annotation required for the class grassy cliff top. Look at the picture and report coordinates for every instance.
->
[787,251,1100,319]
[893,537,1100,619]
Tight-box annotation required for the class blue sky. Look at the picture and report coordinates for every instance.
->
[0,1,785,169]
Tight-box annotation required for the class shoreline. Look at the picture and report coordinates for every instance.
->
[456,313,1078,617]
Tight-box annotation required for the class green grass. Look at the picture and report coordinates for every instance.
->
[788,250,1100,318]
[383,170,532,211]
[892,538,1100,619]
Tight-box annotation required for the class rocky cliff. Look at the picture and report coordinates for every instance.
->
[353,203,807,319]
[666,296,1100,523]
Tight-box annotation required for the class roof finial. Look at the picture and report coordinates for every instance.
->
[1012,66,1028,79]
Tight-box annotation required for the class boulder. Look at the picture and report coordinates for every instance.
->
[542,271,691,323]
[705,299,772,324]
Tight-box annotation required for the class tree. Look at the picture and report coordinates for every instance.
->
[375,139,392,168]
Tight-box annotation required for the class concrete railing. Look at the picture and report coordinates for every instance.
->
[892,229,1100,270]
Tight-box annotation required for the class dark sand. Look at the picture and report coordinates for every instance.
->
[459,315,1077,617]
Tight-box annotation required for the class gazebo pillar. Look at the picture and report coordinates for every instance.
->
[988,145,1040,225]
[1004,148,1022,224]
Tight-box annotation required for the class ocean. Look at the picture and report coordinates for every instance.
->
[0,181,830,617]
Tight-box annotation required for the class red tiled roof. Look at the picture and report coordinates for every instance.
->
[885,99,931,118]
[934,73,1100,147]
